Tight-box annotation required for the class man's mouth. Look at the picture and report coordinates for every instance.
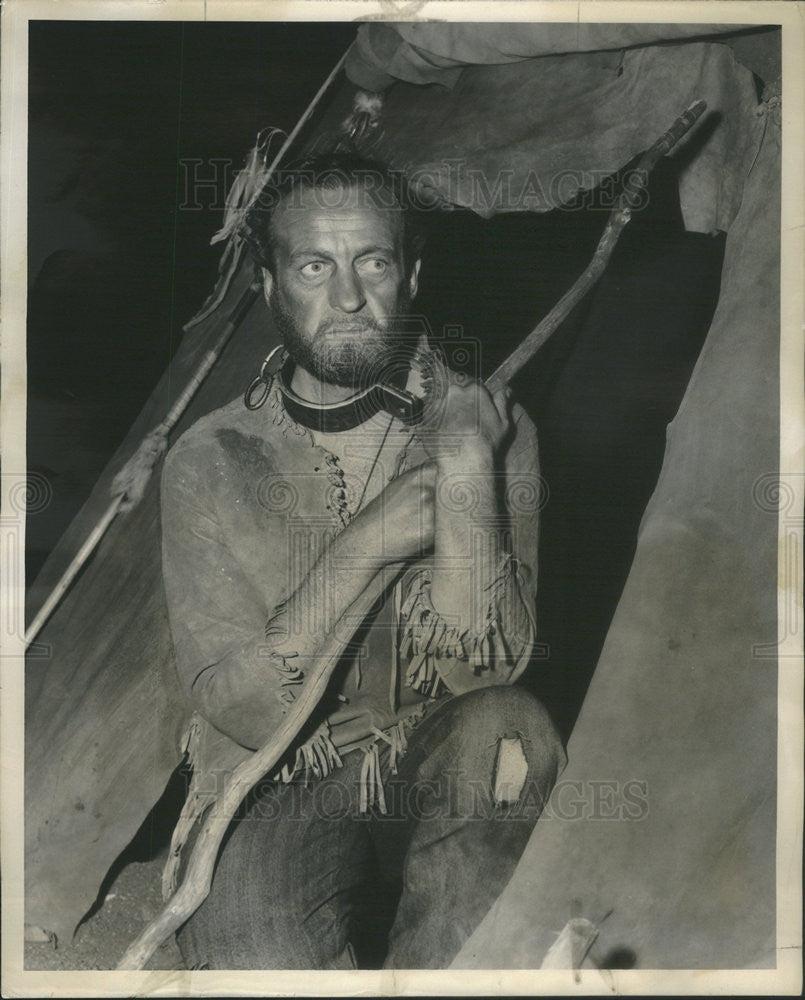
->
[319,326,385,340]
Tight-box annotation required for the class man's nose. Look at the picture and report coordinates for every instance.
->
[328,267,366,313]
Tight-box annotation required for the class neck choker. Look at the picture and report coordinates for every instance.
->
[244,345,423,433]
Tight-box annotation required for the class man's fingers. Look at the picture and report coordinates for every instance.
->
[491,384,512,422]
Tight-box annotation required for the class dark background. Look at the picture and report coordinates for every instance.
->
[27,20,357,577]
[27,20,725,741]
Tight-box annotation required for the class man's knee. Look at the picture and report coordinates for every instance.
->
[450,684,563,752]
[445,684,566,800]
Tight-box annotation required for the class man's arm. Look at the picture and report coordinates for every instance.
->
[161,440,434,749]
[402,376,540,695]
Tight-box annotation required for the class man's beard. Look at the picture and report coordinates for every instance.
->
[269,287,414,390]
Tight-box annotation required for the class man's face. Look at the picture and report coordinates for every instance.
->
[263,182,420,389]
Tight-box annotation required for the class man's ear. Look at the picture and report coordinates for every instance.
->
[261,267,273,305]
[408,259,422,300]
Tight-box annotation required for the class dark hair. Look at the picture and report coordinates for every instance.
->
[243,150,426,274]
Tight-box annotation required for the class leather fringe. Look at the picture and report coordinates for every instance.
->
[399,554,519,693]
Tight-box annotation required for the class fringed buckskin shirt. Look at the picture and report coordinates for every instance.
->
[160,376,541,887]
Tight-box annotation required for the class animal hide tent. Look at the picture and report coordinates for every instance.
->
[24,21,784,970]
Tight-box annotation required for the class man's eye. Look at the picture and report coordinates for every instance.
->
[359,258,388,275]
[300,261,327,278]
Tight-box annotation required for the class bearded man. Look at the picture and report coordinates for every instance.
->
[160,152,565,970]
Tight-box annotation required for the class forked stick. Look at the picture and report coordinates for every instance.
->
[117,98,707,971]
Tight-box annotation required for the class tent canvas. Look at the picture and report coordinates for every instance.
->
[12,11,798,979]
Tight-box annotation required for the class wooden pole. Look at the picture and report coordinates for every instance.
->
[24,497,123,648]
[23,284,261,649]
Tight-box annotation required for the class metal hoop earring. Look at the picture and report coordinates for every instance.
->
[244,344,286,410]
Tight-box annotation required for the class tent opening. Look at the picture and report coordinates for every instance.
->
[412,154,725,737]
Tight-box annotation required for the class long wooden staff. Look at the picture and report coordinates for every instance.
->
[117,99,707,970]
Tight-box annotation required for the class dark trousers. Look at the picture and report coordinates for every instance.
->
[177,684,565,969]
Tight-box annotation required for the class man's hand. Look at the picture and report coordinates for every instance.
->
[418,360,512,468]
[356,463,436,563]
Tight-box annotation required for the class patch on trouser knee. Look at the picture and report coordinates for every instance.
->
[492,734,529,805]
